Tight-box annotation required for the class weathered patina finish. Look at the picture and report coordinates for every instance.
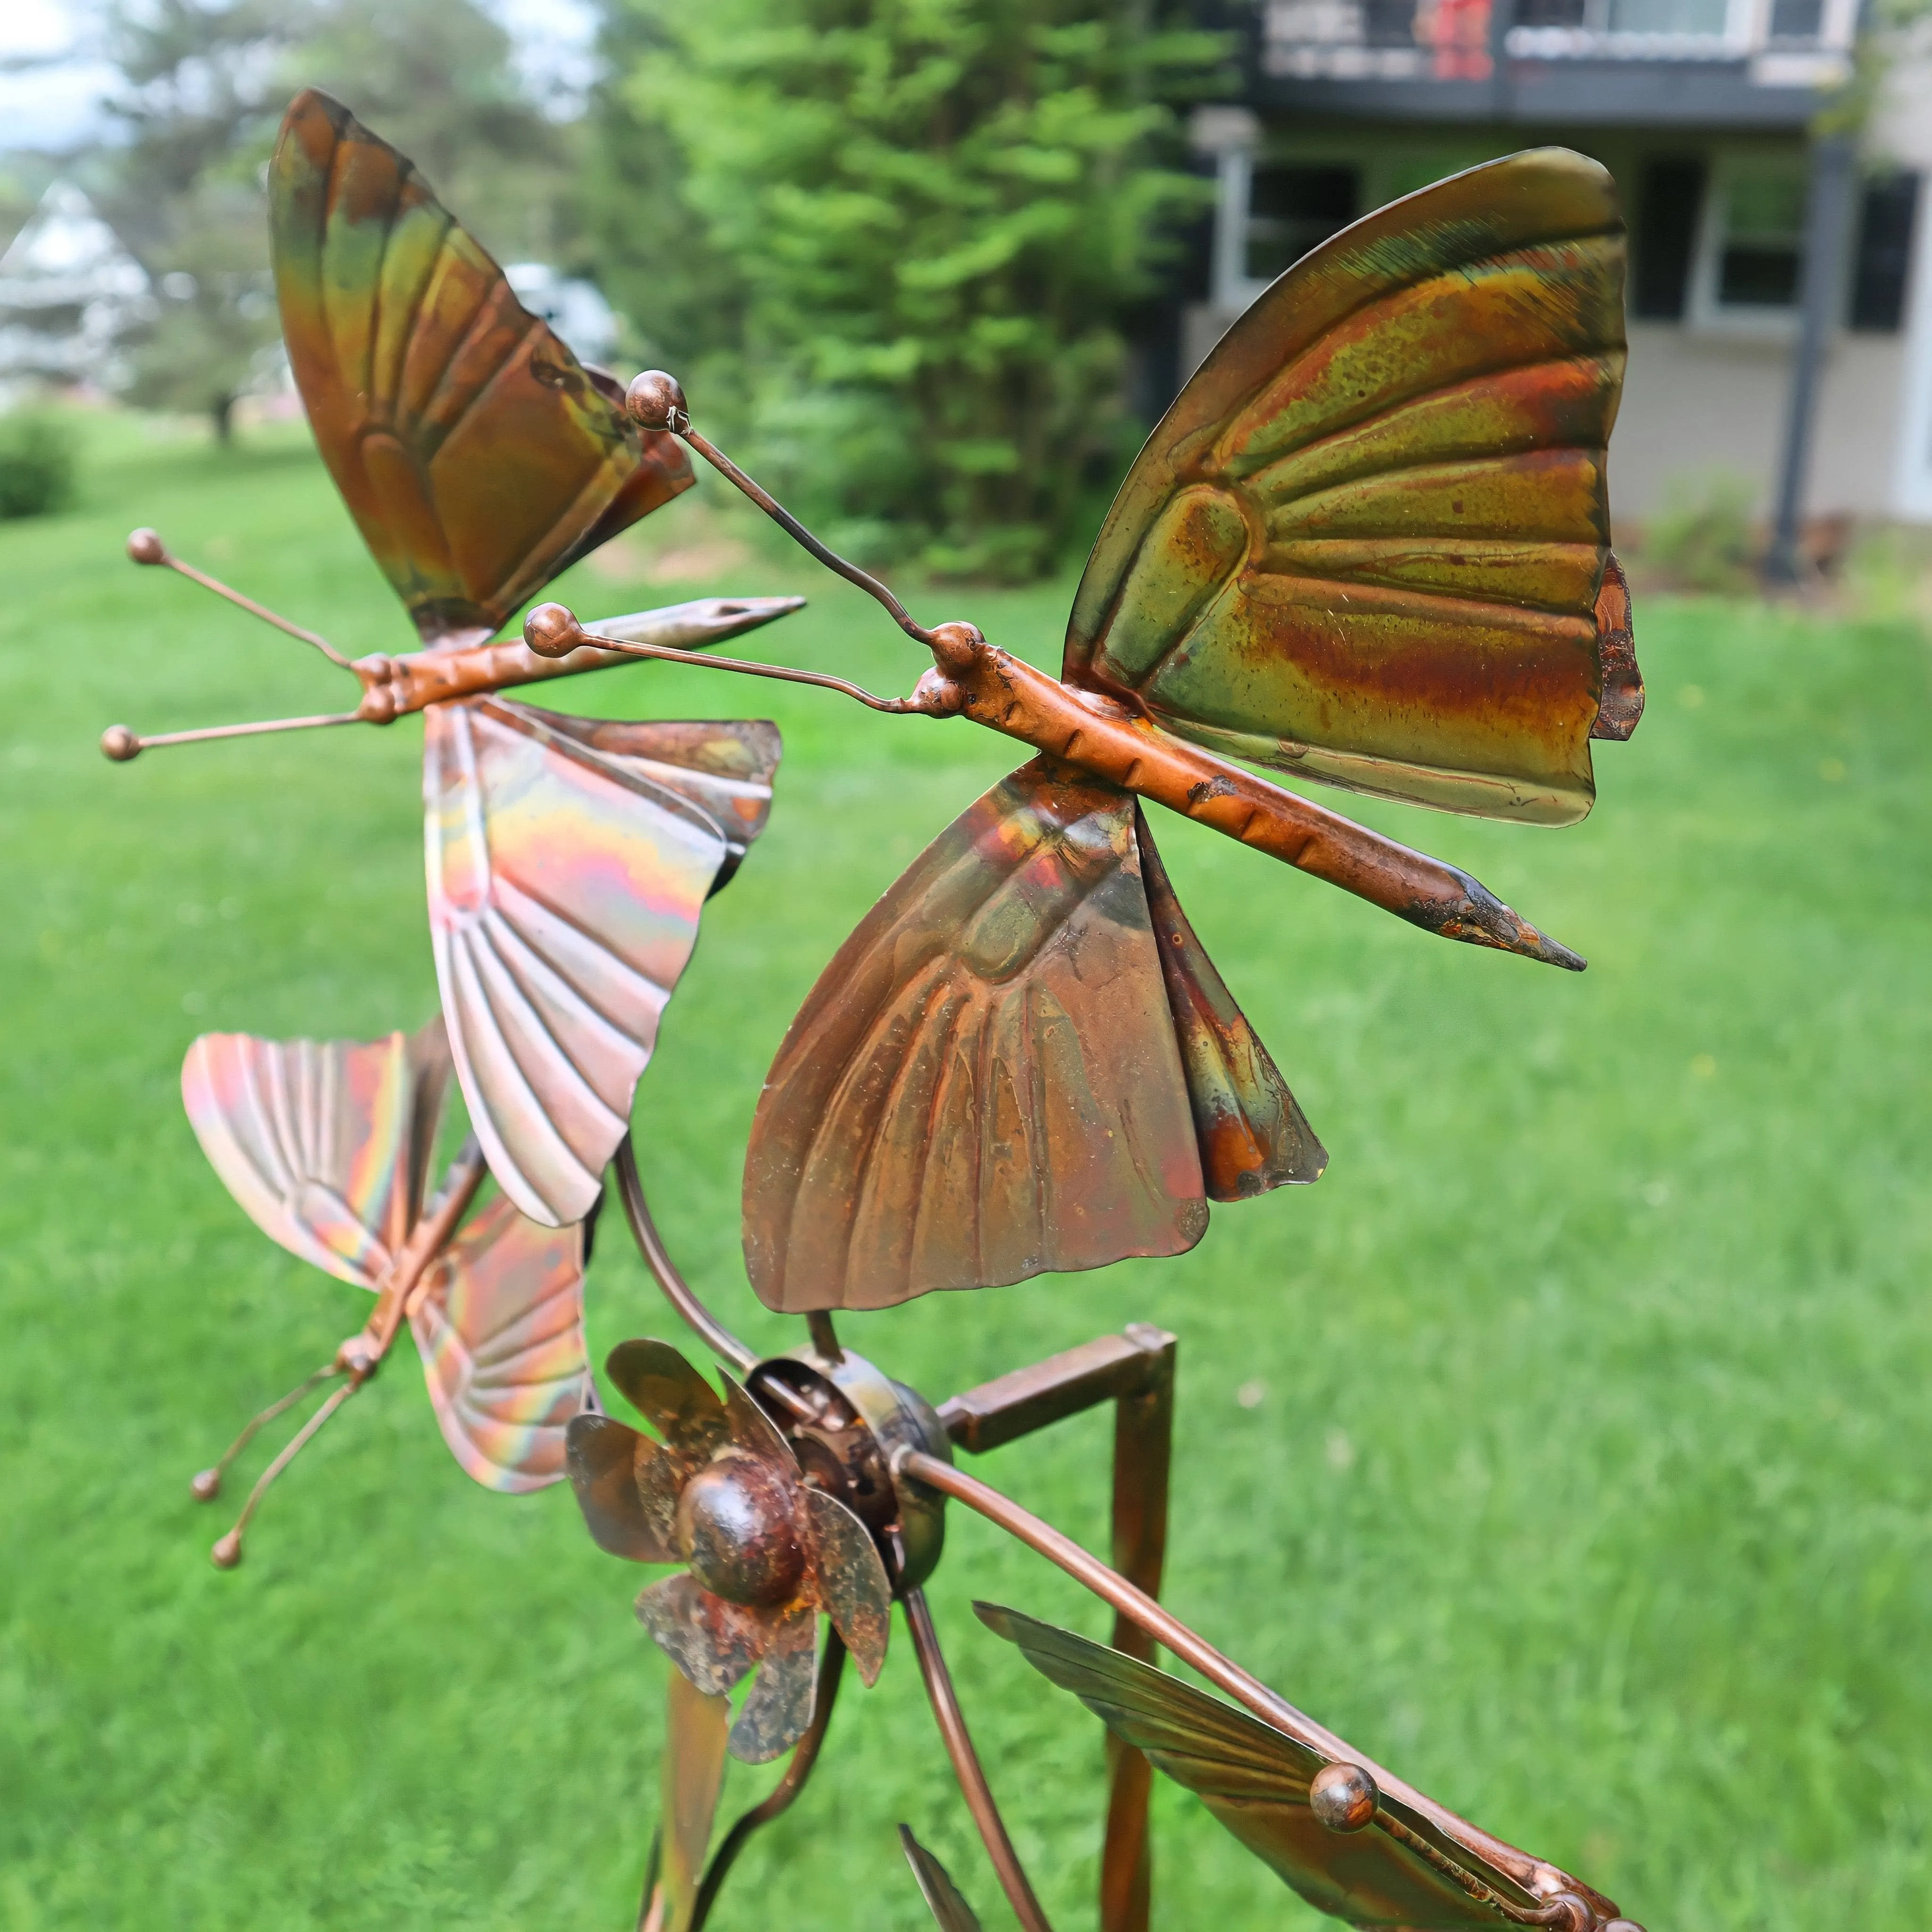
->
[564,1338,893,1764]
[271,88,689,644]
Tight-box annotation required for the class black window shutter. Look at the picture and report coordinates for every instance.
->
[1849,171,1919,333]
[1633,157,1707,321]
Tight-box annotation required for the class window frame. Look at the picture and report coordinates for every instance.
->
[1686,148,1814,337]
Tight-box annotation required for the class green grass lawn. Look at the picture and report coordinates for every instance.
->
[2,416,1928,1932]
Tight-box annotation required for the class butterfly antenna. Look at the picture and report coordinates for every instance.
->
[191,1358,342,1503]
[207,1374,363,1569]
[523,604,922,717]
[624,373,939,650]
[127,528,354,667]
[100,710,365,762]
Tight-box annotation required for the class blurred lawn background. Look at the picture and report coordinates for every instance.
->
[1,416,1929,1932]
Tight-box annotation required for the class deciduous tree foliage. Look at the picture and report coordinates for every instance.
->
[95,0,574,443]
[595,0,1224,580]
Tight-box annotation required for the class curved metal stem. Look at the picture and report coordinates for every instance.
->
[894,1449,1573,1924]
[688,1635,848,1932]
[615,1138,758,1376]
[677,425,936,649]
[903,1587,1054,1932]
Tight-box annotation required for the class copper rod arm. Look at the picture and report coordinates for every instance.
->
[688,1635,847,1932]
[892,1444,1562,1915]
[676,425,935,648]
[903,1587,1054,1932]
[571,625,914,714]
[613,1139,759,1378]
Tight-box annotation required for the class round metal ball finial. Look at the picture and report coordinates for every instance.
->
[1308,1761,1378,1832]
[677,1459,806,1608]
[522,602,582,659]
[625,369,687,432]
[126,526,167,565]
[190,1468,221,1502]
[210,1531,242,1569]
[100,725,140,762]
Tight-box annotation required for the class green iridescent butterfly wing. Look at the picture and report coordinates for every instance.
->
[976,1605,1631,1931]
[899,1827,984,1931]
[270,88,692,647]
[1065,148,1642,828]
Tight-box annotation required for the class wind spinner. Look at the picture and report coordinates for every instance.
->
[564,1205,1644,1932]
[101,89,797,1229]
[526,145,1644,1308]
[539,148,1649,1932]
[181,1017,594,1566]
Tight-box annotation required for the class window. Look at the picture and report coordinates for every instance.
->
[1849,171,1919,333]
[1633,156,1706,319]
[1713,162,1807,311]
[1245,165,1360,283]
[1767,0,1824,37]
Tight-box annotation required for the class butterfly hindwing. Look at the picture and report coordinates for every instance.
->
[270,89,691,645]
[1065,150,1633,827]
[742,759,1209,1312]
[425,698,779,1229]
[1135,807,1326,1199]
[975,1604,1592,1931]
[182,1019,452,1288]
[408,1193,590,1491]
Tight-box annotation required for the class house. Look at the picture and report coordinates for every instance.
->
[1181,0,1932,533]
[0,180,151,401]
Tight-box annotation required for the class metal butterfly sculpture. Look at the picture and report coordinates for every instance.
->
[527,145,1643,1311]
[100,89,794,1229]
[533,146,1649,1932]
[181,1016,598,1565]
[111,92,1653,1932]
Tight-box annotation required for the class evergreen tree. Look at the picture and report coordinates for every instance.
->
[595,0,1225,579]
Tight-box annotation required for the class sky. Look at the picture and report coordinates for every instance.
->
[0,0,600,156]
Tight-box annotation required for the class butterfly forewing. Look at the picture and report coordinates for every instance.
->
[182,1020,452,1289]
[1065,150,1634,827]
[976,1605,1610,1931]
[270,89,691,645]
[408,1193,590,1490]
[425,699,776,1228]
[742,759,1209,1312]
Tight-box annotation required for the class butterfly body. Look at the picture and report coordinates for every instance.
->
[903,625,1581,966]
[348,596,805,724]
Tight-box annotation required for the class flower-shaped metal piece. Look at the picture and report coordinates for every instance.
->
[566,1338,892,1762]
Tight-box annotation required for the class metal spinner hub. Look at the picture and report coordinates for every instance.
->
[678,1457,805,1607]
[749,1346,952,1591]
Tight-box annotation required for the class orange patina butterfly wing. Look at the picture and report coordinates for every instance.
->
[1066,150,1639,827]
[270,88,691,646]
[742,759,1214,1313]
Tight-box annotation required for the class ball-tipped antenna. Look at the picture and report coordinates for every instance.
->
[127,528,353,668]
[624,372,939,650]
[100,711,365,762]
[190,1358,342,1504]
[207,1375,363,1569]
